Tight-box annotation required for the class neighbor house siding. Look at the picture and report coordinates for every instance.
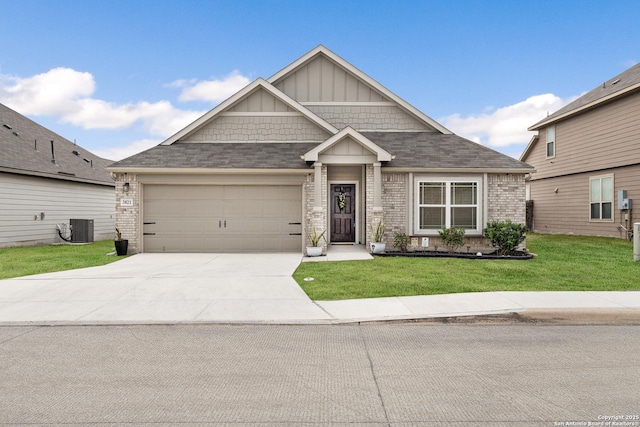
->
[185,116,331,142]
[0,173,115,248]
[528,164,640,237]
[524,91,640,238]
[528,92,640,180]
[306,105,431,131]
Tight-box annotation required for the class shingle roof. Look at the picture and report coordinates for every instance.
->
[0,103,114,185]
[529,62,640,130]
[363,132,534,170]
[108,142,317,169]
[108,133,533,172]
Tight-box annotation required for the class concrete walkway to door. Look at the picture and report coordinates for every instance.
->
[0,253,332,324]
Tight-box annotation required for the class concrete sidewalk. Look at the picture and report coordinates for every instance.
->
[0,252,639,325]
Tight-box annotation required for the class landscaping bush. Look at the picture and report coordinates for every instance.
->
[393,232,410,252]
[483,220,527,255]
[438,227,465,253]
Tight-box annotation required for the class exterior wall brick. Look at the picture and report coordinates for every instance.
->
[307,105,431,131]
[303,165,328,253]
[187,116,330,141]
[487,173,527,224]
[364,165,384,247]
[381,173,408,245]
[114,173,140,254]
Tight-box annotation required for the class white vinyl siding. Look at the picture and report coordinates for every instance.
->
[590,175,613,221]
[415,177,481,234]
[0,173,115,248]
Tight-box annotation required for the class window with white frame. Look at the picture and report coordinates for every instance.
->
[416,178,481,233]
[546,126,555,158]
[590,175,613,221]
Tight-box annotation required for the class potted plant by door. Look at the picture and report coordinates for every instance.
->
[114,227,128,256]
[306,227,326,257]
[369,220,386,254]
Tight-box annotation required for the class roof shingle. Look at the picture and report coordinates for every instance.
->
[0,103,114,185]
[108,133,533,172]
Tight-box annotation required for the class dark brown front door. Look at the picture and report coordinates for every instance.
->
[330,184,356,242]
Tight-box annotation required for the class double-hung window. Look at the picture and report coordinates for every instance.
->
[546,126,555,158]
[416,178,481,233]
[590,175,613,221]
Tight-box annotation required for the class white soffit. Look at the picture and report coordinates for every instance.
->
[303,126,393,162]
[267,45,453,135]
[160,78,338,145]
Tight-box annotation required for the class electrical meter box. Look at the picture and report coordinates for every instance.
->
[618,190,632,210]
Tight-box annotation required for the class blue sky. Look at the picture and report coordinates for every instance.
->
[1,0,638,161]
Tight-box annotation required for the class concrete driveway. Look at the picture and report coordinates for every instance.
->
[0,253,332,324]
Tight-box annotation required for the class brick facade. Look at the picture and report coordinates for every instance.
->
[303,165,328,253]
[114,173,140,254]
[487,173,526,224]
[381,173,408,244]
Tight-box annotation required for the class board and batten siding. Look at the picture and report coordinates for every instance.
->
[0,173,115,248]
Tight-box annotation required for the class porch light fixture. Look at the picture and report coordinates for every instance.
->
[123,182,130,193]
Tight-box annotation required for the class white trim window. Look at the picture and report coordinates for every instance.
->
[590,175,613,221]
[415,178,481,234]
[546,126,555,158]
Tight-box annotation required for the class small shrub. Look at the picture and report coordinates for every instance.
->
[483,220,527,255]
[438,227,465,253]
[393,232,410,252]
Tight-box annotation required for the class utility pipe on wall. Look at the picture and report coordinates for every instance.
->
[634,223,640,261]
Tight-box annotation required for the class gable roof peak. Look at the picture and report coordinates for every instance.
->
[268,46,453,135]
[160,77,338,145]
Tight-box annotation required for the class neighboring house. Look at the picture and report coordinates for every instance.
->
[0,102,115,248]
[107,46,533,254]
[522,63,640,238]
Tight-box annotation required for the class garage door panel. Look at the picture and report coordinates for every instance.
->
[143,185,302,253]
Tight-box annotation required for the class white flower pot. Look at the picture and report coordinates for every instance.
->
[306,246,323,257]
[370,242,386,254]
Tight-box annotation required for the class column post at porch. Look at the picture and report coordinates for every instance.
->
[314,162,323,209]
[373,162,382,209]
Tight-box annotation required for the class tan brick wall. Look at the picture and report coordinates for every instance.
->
[114,173,140,254]
[303,165,327,252]
[382,173,408,246]
[488,173,527,224]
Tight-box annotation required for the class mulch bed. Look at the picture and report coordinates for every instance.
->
[374,250,534,260]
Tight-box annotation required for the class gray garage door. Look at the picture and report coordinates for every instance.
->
[143,185,302,253]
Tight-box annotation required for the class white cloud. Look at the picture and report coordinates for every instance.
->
[173,70,251,103]
[0,68,94,116]
[0,68,205,138]
[92,138,162,162]
[440,94,573,151]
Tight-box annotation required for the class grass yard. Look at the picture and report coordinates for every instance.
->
[293,234,640,300]
[0,240,122,279]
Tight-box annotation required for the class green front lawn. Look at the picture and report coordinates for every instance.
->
[293,234,640,300]
[0,240,122,279]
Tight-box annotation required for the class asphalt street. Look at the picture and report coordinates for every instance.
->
[1,323,638,426]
